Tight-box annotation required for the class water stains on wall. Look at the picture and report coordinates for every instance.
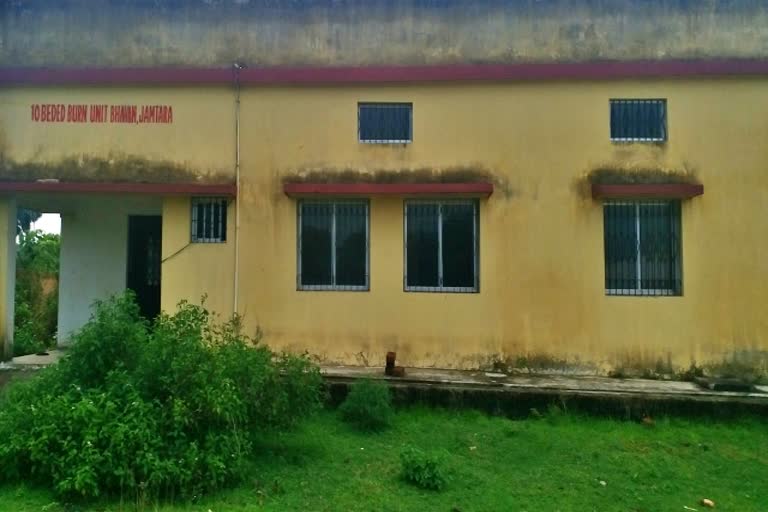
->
[4,0,768,67]
[0,153,233,184]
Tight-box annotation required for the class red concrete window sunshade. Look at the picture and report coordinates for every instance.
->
[283,182,493,197]
[591,183,703,199]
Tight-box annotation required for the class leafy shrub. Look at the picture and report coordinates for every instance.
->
[399,446,447,491]
[13,230,60,356]
[13,301,50,356]
[0,292,323,501]
[338,378,393,431]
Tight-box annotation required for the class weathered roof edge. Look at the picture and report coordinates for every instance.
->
[3,59,768,86]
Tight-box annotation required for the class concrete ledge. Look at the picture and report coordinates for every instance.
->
[592,183,704,199]
[323,366,768,418]
[4,61,768,86]
[284,182,494,197]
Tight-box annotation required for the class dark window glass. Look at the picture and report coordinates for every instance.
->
[610,99,667,141]
[406,203,439,288]
[191,198,227,243]
[406,201,477,292]
[359,103,412,142]
[335,203,367,287]
[299,201,368,290]
[604,202,638,292]
[299,203,333,286]
[442,203,475,288]
[604,201,681,296]
[639,202,679,292]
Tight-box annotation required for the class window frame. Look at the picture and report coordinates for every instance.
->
[190,197,228,243]
[609,99,668,143]
[603,200,682,297]
[297,199,370,292]
[403,199,479,293]
[358,102,413,144]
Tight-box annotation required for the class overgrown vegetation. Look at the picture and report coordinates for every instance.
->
[13,229,60,356]
[586,166,699,185]
[0,293,323,502]
[399,446,448,491]
[338,379,394,432]
[1,407,765,511]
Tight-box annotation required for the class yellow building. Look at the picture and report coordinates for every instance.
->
[1,1,767,376]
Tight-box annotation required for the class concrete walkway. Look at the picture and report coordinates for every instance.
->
[10,349,65,367]
[3,353,766,412]
[322,365,768,408]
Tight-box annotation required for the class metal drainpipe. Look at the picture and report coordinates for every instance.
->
[233,64,243,315]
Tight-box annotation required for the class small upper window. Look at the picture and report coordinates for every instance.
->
[610,99,667,142]
[191,197,228,243]
[358,102,412,143]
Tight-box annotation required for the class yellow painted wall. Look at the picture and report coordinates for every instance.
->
[0,87,235,180]
[233,78,768,371]
[160,196,235,321]
[2,79,768,371]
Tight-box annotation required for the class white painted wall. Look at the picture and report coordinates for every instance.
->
[1,198,17,359]
[57,196,162,344]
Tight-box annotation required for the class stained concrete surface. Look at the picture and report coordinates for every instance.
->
[5,0,768,67]
[2,354,766,410]
[11,348,64,367]
[322,365,768,407]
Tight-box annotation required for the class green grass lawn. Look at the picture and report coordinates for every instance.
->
[1,407,766,511]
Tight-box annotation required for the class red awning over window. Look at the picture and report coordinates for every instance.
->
[283,182,493,197]
[0,182,237,196]
[591,183,703,199]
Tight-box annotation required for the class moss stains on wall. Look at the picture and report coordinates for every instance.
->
[3,0,768,67]
[0,153,233,184]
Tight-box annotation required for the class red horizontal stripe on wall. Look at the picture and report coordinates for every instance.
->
[591,183,704,199]
[2,60,768,85]
[283,182,494,197]
[0,181,237,196]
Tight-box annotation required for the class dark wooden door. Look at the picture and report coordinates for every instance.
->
[127,216,162,319]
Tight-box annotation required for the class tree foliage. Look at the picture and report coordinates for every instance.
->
[14,230,60,356]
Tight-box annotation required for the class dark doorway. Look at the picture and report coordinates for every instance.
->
[127,216,162,319]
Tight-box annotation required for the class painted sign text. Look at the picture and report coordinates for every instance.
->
[30,104,173,124]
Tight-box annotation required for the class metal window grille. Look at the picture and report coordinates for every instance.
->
[190,197,228,243]
[298,200,369,291]
[404,200,478,293]
[358,102,412,143]
[603,200,681,296]
[610,99,667,142]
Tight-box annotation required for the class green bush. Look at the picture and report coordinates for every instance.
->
[399,446,447,491]
[0,292,323,501]
[13,301,51,356]
[338,379,393,431]
[13,230,60,356]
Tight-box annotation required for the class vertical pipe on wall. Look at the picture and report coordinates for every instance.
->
[232,64,243,315]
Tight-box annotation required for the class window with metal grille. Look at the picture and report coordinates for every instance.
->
[603,200,681,296]
[191,197,227,243]
[298,200,369,290]
[405,200,478,293]
[610,99,667,142]
[358,102,412,143]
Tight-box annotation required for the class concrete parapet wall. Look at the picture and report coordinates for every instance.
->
[3,1,768,67]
